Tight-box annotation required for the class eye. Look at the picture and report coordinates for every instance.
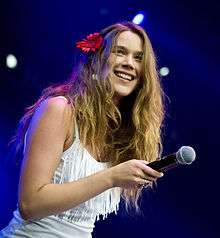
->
[134,54,143,62]
[115,49,125,56]
[112,47,126,56]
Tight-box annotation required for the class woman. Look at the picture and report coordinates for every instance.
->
[1,22,164,237]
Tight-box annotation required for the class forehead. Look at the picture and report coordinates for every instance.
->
[115,31,143,52]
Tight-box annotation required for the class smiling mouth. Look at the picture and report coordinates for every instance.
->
[114,70,135,81]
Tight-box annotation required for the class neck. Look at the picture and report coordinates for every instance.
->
[113,94,123,106]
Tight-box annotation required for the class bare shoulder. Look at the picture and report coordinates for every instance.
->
[26,96,74,145]
[41,96,73,115]
[34,96,73,123]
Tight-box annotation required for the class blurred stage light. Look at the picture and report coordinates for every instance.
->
[159,67,170,76]
[132,13,144,25]
[6,54,17,69]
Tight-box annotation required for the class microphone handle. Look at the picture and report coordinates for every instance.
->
[147,153,179,172]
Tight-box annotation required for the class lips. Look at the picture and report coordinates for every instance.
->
[114,70,135,81]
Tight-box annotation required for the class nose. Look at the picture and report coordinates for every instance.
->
[122,54,135,70]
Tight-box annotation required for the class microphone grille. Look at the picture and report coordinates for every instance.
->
[176,146,196,165]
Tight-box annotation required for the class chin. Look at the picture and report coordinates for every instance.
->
[111,76,139,99]
[113,86,136,98]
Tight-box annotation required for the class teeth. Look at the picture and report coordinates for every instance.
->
[115,72,133,81]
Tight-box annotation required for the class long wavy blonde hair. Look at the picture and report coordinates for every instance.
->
[11,22,165,213]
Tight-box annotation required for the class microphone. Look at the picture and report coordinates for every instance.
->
[148,146,196,172]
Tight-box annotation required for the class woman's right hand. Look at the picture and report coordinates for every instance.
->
[108,159,164,189]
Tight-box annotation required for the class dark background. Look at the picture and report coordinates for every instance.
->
[0,0,219,237]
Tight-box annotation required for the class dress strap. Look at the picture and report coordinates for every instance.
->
[74,120,79,140]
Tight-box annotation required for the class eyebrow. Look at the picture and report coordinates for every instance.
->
[113,45,143,56]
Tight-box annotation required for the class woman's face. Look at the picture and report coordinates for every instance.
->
[108,30,144,104]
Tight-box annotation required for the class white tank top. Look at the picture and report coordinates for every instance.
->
[52,120,121,226]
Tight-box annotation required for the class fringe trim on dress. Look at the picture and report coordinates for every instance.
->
[52,123,121,225]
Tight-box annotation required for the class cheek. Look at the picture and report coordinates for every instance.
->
[108,55,114,66]
[134,80,139,89]
[109,54,123,67]
[108,54,117,66]
[135,63,142,76]
[106,59,114,76]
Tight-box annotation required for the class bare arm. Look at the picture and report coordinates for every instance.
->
[19,97,113,220]
[19,97,163,221]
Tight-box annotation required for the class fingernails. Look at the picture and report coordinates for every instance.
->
[160,173,164,177]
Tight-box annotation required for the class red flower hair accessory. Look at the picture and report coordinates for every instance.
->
[76,32,103,53]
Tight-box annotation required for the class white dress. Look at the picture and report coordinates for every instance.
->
[0,118,121,238]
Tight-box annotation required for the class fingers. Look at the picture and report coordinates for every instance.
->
[137,171,157,182]
[135,177,152,189]
[136,160,164,179]
[110,159,163,189]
